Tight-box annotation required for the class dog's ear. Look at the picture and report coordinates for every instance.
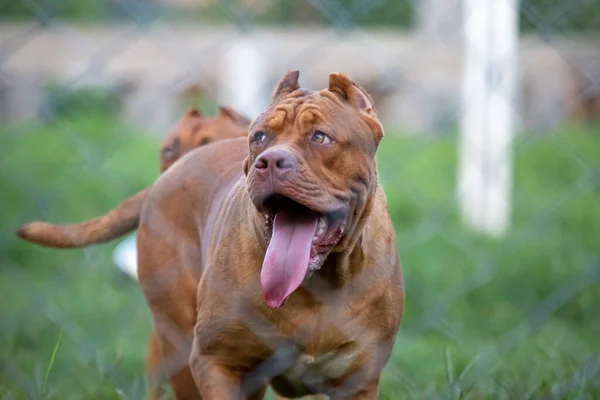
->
[328,73,376,115]
[218,105,252,127]
[328,72,383,143]
[185,107,203,118]
[272,70,300,100]
[243,155,251,176]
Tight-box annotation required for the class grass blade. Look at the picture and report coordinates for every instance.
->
[42,328,64,396]
[443,347,454,385]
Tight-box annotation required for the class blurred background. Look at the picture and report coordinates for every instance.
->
[0,0,599,398]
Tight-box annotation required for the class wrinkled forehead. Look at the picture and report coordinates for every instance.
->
[251,89,365,138]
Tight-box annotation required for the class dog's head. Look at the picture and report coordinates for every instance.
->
[160,106,250,172]
[244,70,384,308]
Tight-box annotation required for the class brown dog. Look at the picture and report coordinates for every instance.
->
[16,106,250,249]
[137,70,404,399]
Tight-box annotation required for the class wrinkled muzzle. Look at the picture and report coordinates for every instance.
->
[247,148,347,308]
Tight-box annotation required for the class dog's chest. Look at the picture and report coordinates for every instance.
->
[286,347,358,380]
[272,345,360,396]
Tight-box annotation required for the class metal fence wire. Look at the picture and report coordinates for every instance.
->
[0,0,599,399]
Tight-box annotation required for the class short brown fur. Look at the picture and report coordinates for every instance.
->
[138,71,404,399]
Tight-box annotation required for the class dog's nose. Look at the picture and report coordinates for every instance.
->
[254,149,296,177]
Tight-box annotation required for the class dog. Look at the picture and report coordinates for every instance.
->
[16,105,250,249]
[137,70,404,399]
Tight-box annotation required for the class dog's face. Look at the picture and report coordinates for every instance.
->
[160,106,250,172]
[245,70,384,308]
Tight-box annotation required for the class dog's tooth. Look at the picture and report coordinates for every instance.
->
[317,227,325,236]
[318,217,326,230]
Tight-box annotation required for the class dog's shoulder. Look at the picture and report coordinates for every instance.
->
[174,136,248,176]
[364,184,396,247]
[142,137,248,217]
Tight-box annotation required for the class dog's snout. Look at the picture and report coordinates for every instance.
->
[254,149,296,177]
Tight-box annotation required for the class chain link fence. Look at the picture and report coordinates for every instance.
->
[1,0,599,399]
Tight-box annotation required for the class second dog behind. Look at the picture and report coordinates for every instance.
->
[16,106,250,249]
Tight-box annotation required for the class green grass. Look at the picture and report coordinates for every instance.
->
[0,114,599,399]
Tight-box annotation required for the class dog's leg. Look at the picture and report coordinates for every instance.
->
[188,354,241,398]
[138,198,205,400]
[146,330,165,400]
[138,250,202,398]
[150,289,200,400]
[189,353,268,400]
[248,386,268,400]
[152,313,199,400]
[167,363,199,400]
[329,379,379,400]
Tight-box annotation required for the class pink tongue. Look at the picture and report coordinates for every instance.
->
[261,207,319,308]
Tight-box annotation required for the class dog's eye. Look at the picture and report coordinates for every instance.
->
[311,130,332,145]
[162,147,174,158]
[252,131,266,144]
[161,139,180,159]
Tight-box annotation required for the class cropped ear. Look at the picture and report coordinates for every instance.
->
[328,72,383,143]
[218,105,252,127]
[243,154,251,176]
[328,73,376,114]
[185,107,203,118]
[272,70,300,100]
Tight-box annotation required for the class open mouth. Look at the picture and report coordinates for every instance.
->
[260,194,345,309]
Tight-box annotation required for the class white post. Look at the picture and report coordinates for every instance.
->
[458,0,518,237]
[416,0,462,42]
[218,38,266,119]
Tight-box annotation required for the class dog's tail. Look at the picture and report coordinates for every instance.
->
[16,189,148,249]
